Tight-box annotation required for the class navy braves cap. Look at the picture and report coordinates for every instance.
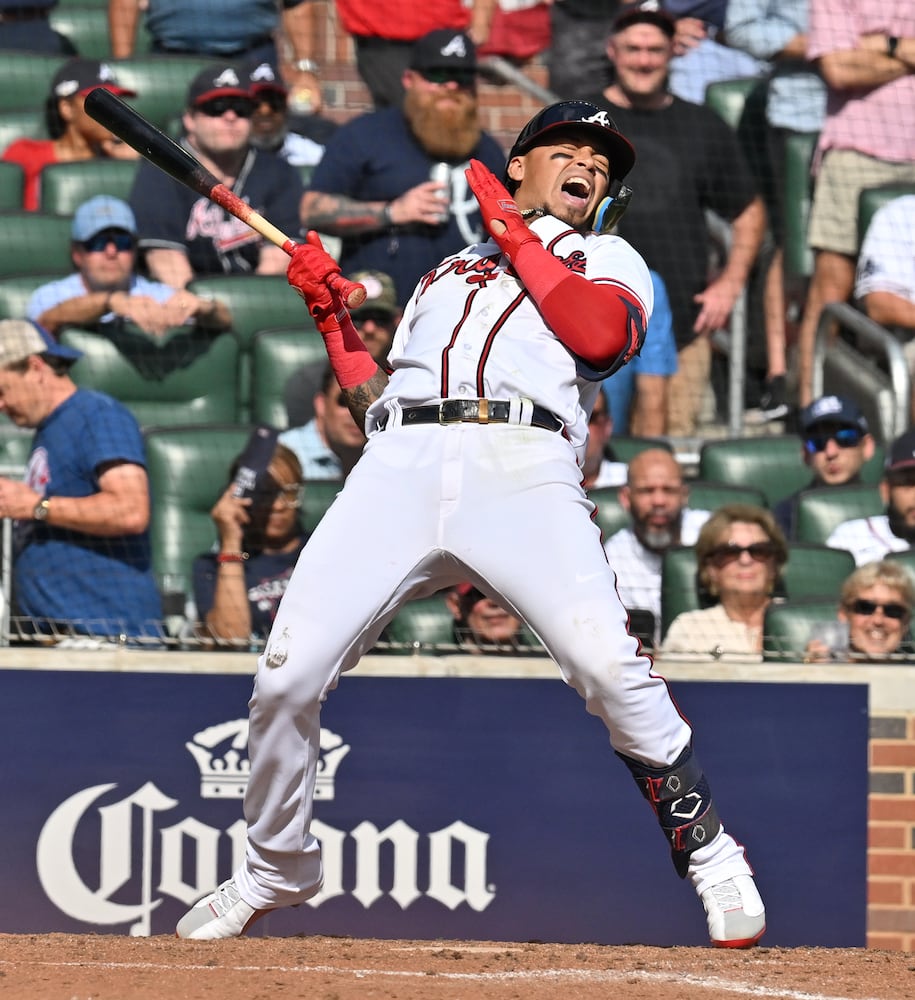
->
[799,394,868,435]
[410,29,477,73]
[187,63,250,107]
[507,101,636,185]
[886,428,915,473]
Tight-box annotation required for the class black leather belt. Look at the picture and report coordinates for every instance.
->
[397,399,562,432]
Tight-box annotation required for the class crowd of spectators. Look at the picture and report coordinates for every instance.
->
[0,2,914,661]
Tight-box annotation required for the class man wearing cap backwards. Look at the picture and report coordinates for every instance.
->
[827,427,915,567]
[772,394,876,539]
[0,319,161,640]
[1,58,140,211]
[299,29,505,307]
[26,196,232,340]
[128,63,305,290]
[176,101,766,948]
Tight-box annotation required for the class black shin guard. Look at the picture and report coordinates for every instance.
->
[617,743,722,877]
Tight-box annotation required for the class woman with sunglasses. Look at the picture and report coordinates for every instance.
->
[661,503,788,660]
[805,560,915,662]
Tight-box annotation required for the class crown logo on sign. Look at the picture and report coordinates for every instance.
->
[186,720,350,800]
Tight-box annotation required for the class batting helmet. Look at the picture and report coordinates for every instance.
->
[504,101,636,190]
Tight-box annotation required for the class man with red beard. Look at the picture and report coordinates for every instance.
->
[299,29,505,307]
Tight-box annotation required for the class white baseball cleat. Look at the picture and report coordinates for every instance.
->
[176,879,269,939]
[700,874,766,948]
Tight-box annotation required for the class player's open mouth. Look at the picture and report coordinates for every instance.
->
[561,176,592,206]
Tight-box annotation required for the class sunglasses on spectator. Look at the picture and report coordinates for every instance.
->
[196,96,256,118]
[80,229,134,252]
[419,68,477,88]
[253,90,287,111]
[353,309,395,326]
[803,427,863,454]
[706,541,778,568]
[847,598,909,620]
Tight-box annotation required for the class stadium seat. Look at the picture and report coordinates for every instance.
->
[0,53,68,114]
[794,484,885,545]
[660,546,704,639]
[300,478,342,534]
[608,435,672,464]
[110,55,218,129]
[0,274,65,320]
[143,424,250,587]
[61,325,241,427]
[784,542,854,599]
[886,551,915,586]
[0,417,33,474]
[588,486,628,540]
[38,159,139,215]
[0,108,46,158]
[686,480,767,512]
[49,5,113,58]
[251,326,328,428]
[188,275,315,420]
[385,595,456,648]
[858,182,915,244]
[0,213,74,276]
[704,77,762,130]
[782,131,819,280]
[763,599,839,662]
[698,436,812,508]
[0,162,24,211]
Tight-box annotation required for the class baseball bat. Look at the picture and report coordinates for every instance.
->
[83,87,366,308]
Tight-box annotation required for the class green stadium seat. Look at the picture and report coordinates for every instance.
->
[588,485,628,540]
[38,159,139,215]
[0,213,74,276]
[251,326,328,428]
[660,545,703,640]
[782,131,819,280]
[0,162,24,211]
[300,478,342,534]
[704,76,763,130]
[0,108,46,159]
[858,183,915,245]
[886,551,915,587]
[0,274,64,320]
[0,53,68,114]
[385,595,456,648]
[794,484,885,545]
[686,480,767,512]
[763,598,839,662]
[0,417,33,474]
[60,325,240,427]
[698,436,812,508]
[608,435,672,464]
[109,55,218,129]
[143,424,250,587]
[49,5,113,58]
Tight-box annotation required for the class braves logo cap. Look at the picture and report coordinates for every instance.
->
[51,58,136,99]
[0,319,82,368]
[187,63,250,107]
[410,29,477,73]
[508,101,636,184]
[247,60,288,96]
[612,0,676,37]
[799,394,868,435]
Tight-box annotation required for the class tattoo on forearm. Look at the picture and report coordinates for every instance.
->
[301,192,387,234]
[342,369,389,428]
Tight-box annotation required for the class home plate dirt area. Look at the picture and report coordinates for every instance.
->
[2,936,915,1000]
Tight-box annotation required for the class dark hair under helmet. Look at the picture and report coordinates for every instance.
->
[504,100,636,190]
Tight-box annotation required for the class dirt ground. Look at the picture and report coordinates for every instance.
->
[2,935,915,1000]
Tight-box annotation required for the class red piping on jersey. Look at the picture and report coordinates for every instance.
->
[440,287,481,398]
[476,290,527,395]
[512,236,647,370]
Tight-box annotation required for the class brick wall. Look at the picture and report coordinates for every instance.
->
[309,0,551,152]
[869,713,915,950]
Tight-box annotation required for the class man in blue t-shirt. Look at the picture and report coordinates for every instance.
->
[300,29,505,306]
[0,318,162,639]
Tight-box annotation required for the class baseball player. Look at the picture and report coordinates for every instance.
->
[176,101,766,948]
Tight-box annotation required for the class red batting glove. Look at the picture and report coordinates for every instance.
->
[465,158,542,264]
[286,231,343,321]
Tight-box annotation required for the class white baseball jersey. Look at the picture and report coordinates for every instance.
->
[826,514,911,565]
[856,195,915,304]
[367,215,654,465]
[230,213,753,915]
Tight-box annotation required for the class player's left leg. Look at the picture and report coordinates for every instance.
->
[447,428,764,947]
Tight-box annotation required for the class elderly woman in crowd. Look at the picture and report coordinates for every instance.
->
[660,503,788,660]
[805,560,915,663]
